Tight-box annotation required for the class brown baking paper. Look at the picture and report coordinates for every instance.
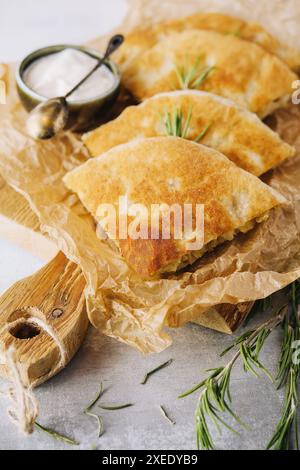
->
[1,0,300,353]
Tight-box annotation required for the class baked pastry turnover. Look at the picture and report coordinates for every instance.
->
[64,137,286,278]
[83,90,295,176]
[121,29,297,117]
[116,12,300,72]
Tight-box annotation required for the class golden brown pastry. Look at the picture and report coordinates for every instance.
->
[115,12,300,71]
[64,137,286,278]
[122,29,297,117]
[83,90,295,176]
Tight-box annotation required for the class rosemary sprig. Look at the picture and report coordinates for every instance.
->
[175,57,215,90]
[163,106,211,142]
[84,382,105,438]
[160,405,176,425]
[85,382,104,411]
[98,403,133,411]
[84,411,104,438]
[141,358,173,385]
[178,367,223,399]
[35,421,79,446]
[226,30,242,37]
[239,330,273,382]
[180,306,288,450]
[267,289,300,450]
[219,330,254,357]
[195,365,244,450]
[268,369,299,450]
[194,124,211,143]
[163,106,192,138]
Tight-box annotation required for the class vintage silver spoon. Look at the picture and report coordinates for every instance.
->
[27,34,124,140]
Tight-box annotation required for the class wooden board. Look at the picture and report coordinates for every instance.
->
[0,251,88,387]
[0,175,57,260]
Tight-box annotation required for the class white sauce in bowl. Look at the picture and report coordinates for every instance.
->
[23,48,116,102]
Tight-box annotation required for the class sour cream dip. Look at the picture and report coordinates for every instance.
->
[23,48,116,102]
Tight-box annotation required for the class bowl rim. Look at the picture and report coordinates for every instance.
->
[16,44,121,105]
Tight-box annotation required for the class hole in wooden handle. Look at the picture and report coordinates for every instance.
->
[9,321,41,340]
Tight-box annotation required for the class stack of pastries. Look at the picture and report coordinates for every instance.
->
[64,12,298,279]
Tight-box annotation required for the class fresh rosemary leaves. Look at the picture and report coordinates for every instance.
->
[141,358,173,384]
[267,284,300,450]
[164,106,193,139]
[84,382,134,438]
[85,382,104,411]
[98,403,134,411]
[179,313,277,450]
[175,57,215,90]
[84,382,105,438]
[84,411,104,438]
[163,106,211,142]
[160,405,176,425]
[35,421,79,446]
[180,294,300,450]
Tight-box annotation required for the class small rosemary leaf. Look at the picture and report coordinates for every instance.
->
[185,58,200,88]
[85,382,104,411]
[208,380,223,413]
[206,367,224,374]
[220,343,236,358]
[172,106,178,136]
[175,57,204,89]
[178,379,207,399]
[84,410,104,437]
[226,30,242,37]
[176,108,183,136]
[240,344,259,378]
[175,66,184,89]
[252,357,274,383]
[178,367,223,399]
[204,391,223,434]
[254,329,270,358]
[35,422,79,446]
[159,405,176,425]
[223,402,248,430]
[196,408,214,450]
[194,123,211,143]
[214,414,240,437]
[98,403,134,411]
[181,105,193,139]
[167,112,173,135]
[141,358,173,384]
[191,66,215,89]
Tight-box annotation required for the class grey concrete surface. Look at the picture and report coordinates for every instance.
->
[0,306,297,450]
[0,0,299,452]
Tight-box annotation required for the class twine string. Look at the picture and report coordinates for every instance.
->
[0,314,67,434]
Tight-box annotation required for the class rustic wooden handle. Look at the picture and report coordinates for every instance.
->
[0,252,88,387]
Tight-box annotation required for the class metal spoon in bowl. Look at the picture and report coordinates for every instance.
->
[26,34,124,140]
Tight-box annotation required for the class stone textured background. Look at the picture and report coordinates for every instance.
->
[0,0,298,450]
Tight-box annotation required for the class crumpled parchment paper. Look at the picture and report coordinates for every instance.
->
[0,0,300,353]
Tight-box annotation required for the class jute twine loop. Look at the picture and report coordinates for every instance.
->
[0,313,67,434]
